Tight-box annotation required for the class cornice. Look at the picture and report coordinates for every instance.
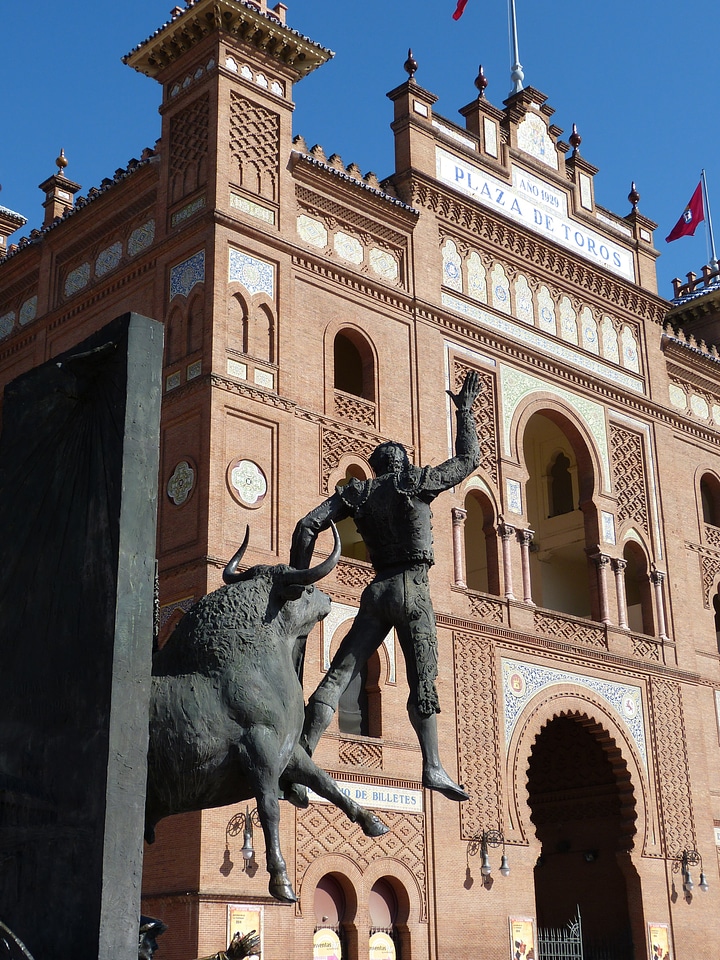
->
[291,253,414,314]
[124,0,333,80]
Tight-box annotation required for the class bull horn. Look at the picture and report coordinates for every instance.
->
[223,525,250,584]
[280,521,341,587]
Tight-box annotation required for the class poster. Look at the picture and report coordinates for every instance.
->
[509,917,537,960]
[648,923,671,960]
[313,927,342,960]
[227,904,262,960]
[369,930,396,960]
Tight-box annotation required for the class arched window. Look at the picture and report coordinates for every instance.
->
[714,591,720,654]
[623,541,654,636]
[701,473,720,527]
[463,492,500,595]
[523,412,594,617]
[334,330,375,401]
[186,294,204,354]
[369,878,404,960]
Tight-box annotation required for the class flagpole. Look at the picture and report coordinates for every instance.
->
[701,169,719,273]
[508,0,524,96]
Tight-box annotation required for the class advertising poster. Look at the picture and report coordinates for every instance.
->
[369,930,396,960]
[648,923,671,960]
[313,927,342,960]
[509,917,537,960]
[227,904,262,960]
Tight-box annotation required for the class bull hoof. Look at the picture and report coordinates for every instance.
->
[145,825,156,844]
[269,878,298,903]
[359,813,389,837]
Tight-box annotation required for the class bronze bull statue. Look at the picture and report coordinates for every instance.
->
[145,524,387,902]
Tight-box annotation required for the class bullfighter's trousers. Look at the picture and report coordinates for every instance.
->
[309,562,440,718]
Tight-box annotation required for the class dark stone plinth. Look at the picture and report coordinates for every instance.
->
[0,314,163,960]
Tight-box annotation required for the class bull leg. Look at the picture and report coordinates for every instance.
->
[254,784,297,903]
[284,747,388,838]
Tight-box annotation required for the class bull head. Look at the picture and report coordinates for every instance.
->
[223,522,341,600]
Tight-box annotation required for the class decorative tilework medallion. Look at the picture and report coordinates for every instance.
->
[334,231,363,265]
[516,113,558,170]
[170,250,205,300]
[228,458,268,508]
[254,369,274,390]
[167,461,195,505]
[228,249,274,297]
[64,263,90,298]
[690,394,710,420]
[166,372,181,391]
[160,596,195,629]
[442,239,462,292]
[187,360,202,380]
[297,214,327,248]
[95,241,123,278]
[227,358,248,380]
[668,384,687,410]
[369,248,398,281]
[19,297,37,326]
[128,220,155,256]
[0,311,15,339]
[506,479,522,515]
[467,252,487,303]
[501,657,647,767]
[483,117,498,158]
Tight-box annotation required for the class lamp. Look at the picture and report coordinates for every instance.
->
[673,849,709,895]
[467,829,510,884]
[226,806,262,872]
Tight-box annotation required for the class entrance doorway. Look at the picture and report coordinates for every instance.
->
[527,715,640,960]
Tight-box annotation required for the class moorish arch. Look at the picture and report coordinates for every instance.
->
[514,401,602,616]
[506,688,652,960]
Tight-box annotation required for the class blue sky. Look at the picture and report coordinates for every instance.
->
[3,0,717,299]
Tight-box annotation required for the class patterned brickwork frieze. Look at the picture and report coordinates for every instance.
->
[169,94,210,199]
[338,740,383,769]
[705,523,720,550]
[333,390,376,428]
[296,805,427,919]
[230,93,279,202]
[630,634,662,662]
[649,678,696,856]
[609,422,649,531]
[451,359,498,486]
[334,559,374,592]
[701,551,720,608]
[534,610,608,649]
[453,631,503,838]
[467,592,505,624]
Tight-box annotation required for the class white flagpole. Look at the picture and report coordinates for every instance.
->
[701,168,718,273]
[508,0,525,96]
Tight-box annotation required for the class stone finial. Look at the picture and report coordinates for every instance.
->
[569,123,581,155]
[56,148,68,173]
[628,181,640,211]
[474,65,488,98]
[404,48,418,79]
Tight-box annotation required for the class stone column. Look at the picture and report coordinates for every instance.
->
[517,528,535,606]
[650,564,670,641]
[592,553,612,625]
[498,516,516,601]
[612,558,628,629]
[451,507,468,588]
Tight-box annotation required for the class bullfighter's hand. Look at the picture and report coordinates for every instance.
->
[447,370,481,412]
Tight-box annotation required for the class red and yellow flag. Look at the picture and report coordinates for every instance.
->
[452,0,469,19]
